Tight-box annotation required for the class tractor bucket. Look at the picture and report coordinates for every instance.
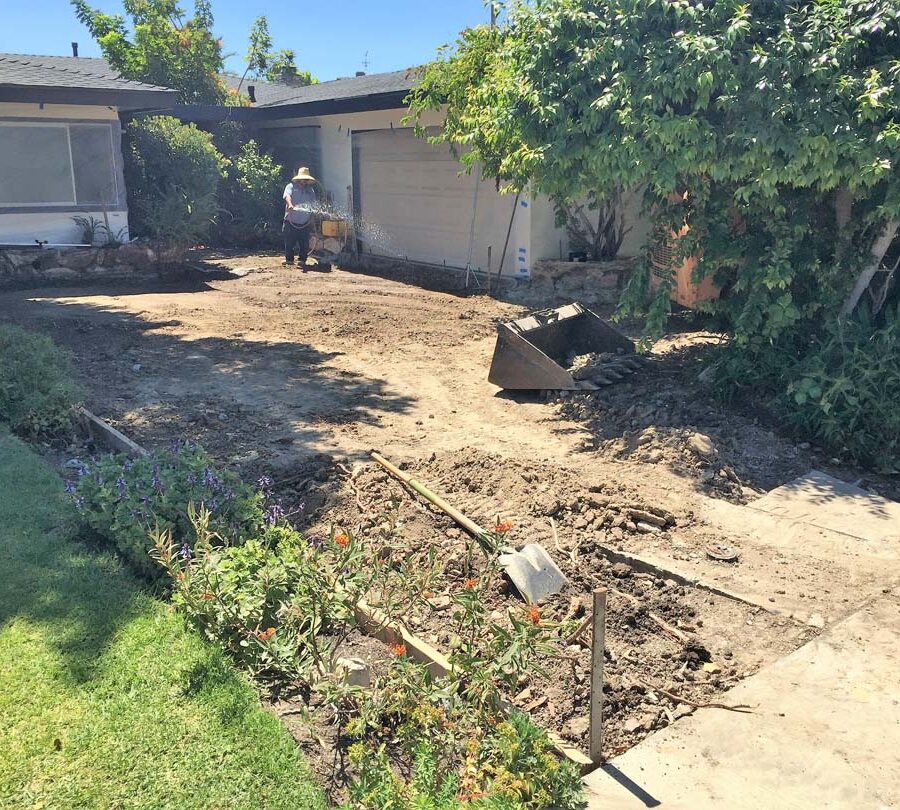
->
[488,303,636,390]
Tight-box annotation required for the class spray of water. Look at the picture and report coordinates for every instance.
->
[293,197,403,258]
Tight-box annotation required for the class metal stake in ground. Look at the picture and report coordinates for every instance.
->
[590,587,607,764]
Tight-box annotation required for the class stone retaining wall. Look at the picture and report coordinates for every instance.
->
[506,258,637,309]
[0,244,161,289]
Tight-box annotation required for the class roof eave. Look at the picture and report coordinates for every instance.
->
[251,90,412,120]
[0,84,177,110]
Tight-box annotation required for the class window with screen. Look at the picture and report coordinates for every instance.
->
[0,123,118,207]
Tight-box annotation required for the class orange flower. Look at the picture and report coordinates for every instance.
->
[175,572,185,582]
[256,627,276,642]
[389,642,406,657]
[494,520,514,534]
[463,578,478,590]
[527,606,541,626]
[201,591,214,601]
[334,533,350,548]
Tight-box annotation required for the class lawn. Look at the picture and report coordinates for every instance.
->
[0,430,326,809]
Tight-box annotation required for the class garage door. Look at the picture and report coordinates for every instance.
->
[352,128,529,278]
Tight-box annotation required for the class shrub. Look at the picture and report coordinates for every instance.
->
[214,139,283,246]
[346,712,585,810]
[155,512,441,681]
[0,324,82,439]
[782,307,900,469]
[69,443,264,579]
[124,116,227,251]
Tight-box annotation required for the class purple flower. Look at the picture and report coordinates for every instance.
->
[202,467,220,491]
[308,534,324,550]
[264,504,285,526]
[208,498,220,514]
[151,465,165,495]
[64,480,77,494]
[116,476,128,500]
[169,439,183,454]
[74,496,85,511]
[257,476,274,498]
[180,542,192,561]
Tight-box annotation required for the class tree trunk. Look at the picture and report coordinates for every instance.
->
[840,219,899,317]
[834,186,854,263]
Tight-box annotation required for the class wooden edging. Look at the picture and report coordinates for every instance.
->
[77,406,148,457]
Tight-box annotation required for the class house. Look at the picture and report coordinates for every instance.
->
[187,70,650,283]
[0,53,175,245]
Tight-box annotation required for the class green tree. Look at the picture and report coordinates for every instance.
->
[244,15,316,87]
[409,0,900,343]
[72,0,226,104]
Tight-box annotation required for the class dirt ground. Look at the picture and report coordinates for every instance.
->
[1,249,894,770]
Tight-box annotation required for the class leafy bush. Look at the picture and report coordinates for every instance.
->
[0,324,82,439]
[712,305,900,469]
[69,443,264,579]
[214,138,283,246]
[155,510,441,681]
[346,712,585,810]
[124,116,227,251]
[782,307,900,469]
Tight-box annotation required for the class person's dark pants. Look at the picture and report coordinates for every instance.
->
[283,221,310,264]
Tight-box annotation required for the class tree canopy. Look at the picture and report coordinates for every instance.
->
[73,0,227,104]
[409,0,900,346]
[246,16,316,86]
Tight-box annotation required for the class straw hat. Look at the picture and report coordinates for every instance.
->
[291,166,316,183]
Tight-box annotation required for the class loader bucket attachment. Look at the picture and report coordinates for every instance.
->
[488,303,635,390]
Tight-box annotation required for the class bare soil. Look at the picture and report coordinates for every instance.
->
[0,249,890,771]
[305,448,817,759]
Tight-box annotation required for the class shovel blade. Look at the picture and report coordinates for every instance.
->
[498,543,567,604]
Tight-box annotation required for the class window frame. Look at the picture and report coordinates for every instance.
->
[0,120,120,209]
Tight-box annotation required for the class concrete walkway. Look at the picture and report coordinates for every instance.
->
[584,593,900,809]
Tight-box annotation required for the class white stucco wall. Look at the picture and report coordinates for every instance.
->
[0,102,129,245]
[0,211,129,246]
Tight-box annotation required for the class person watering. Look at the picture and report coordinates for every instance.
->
[282,167,317,267]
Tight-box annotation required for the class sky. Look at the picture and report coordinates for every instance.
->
[0,0,495,80]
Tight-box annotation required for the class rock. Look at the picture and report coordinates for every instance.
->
[701,662,722,674]
[574,515,588,530]
[807,613,826,629]
[428,594,452,611]
[563,715,590,740]
[335,656,370,688]
[131,363,142,372]
[623,716,650,734]
[688,432,718,459]
[611,563,632,578]
[646,449,664,464]
[673,704,695,720]
[636,521,662,534]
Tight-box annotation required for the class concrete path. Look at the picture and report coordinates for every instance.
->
[749,470,900,544]
[584,593,900,809]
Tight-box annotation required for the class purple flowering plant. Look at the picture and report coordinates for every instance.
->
[67,443,266,579]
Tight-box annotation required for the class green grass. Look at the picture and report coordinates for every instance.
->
[0,430,326,809]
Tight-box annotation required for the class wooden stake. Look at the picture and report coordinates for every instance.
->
[590,587,607,764]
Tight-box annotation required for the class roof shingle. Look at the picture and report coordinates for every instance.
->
[0,53,173,93]
[220,68,419,108]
